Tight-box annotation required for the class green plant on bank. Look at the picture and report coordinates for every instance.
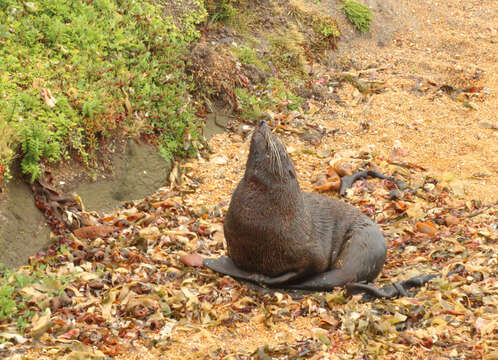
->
[231,44,269,73]
[234,45,258,65]
[205,0,236,23]
[267,78,305,111]
[235,88,268,122]
[236,78,305,122]
[0,0,206,184]
[267,25,307,73]
[313,19,340,38]
[341,0,373,33]
[287,0,340,49]
[0,117,17,183]
[0,264,38,333]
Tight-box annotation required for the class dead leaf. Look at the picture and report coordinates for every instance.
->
[0,332,27,344]
[479,122,498,130]
[333,161,354,177]
[315,180,341,192]
[40,88,57,107]
[151,199,176,208]
[30,309,52,339]
[58,328,80,340]
[74,225,117,240]
[416,222,438,236]
[210,156,228,165]
[406,202,425,220]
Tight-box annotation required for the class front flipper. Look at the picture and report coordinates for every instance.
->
[203,257,298,285]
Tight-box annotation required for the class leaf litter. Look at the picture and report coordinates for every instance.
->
[2,104,496,359]
[2,0,498,359]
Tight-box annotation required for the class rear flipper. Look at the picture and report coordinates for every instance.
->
[346,273,440,300]
[286,224,388,291]
[285,268,354,291]
[203,256,298,285]
[204,223,387,290]
[204,257,354,290]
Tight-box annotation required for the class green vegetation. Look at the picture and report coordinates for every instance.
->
[268,26,307,74]
[341,0,373,33]
[235,88,268,122]
[231,45,269,73]
[236,78,305,122]
[0,263,64,333]
[0,0,206,184]
[313,18,340,39]
[205,0,237,23]
[267,78,305,111]
[287,0,341,52]
[0,262,72,333]
[0,117,17,183]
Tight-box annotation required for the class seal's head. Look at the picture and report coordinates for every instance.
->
[244,120,298,185]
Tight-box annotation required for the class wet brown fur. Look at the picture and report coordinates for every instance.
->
[213,121,387,289]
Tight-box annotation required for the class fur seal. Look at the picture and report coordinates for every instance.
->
[204,120,387,291]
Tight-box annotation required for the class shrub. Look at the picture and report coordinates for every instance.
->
[342,0,373,33]
[0,0,205,183]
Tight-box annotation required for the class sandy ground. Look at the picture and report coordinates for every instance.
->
[324,0,497,203]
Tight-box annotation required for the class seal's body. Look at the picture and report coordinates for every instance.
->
[204,120,387,290]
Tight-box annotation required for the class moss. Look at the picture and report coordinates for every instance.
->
[287,0,341,50]
[342,0,373,33]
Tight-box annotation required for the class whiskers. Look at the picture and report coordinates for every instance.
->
[263,129,285,179]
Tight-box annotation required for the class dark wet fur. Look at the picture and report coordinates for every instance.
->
[204,121,387,290]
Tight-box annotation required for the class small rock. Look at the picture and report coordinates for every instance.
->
[286,146,297,154]
[299,128,322,146]
[444,215,459,226]
[359,144,376,157]
[180,253,204,267]
[423,183,435,192]
[211,156,228,165]
[50,294,72,311]
[333,161,354,177]
[389,190,402,200]
[317,149,331,158]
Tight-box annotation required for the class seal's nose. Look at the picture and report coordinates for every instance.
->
[258,120,266,128]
